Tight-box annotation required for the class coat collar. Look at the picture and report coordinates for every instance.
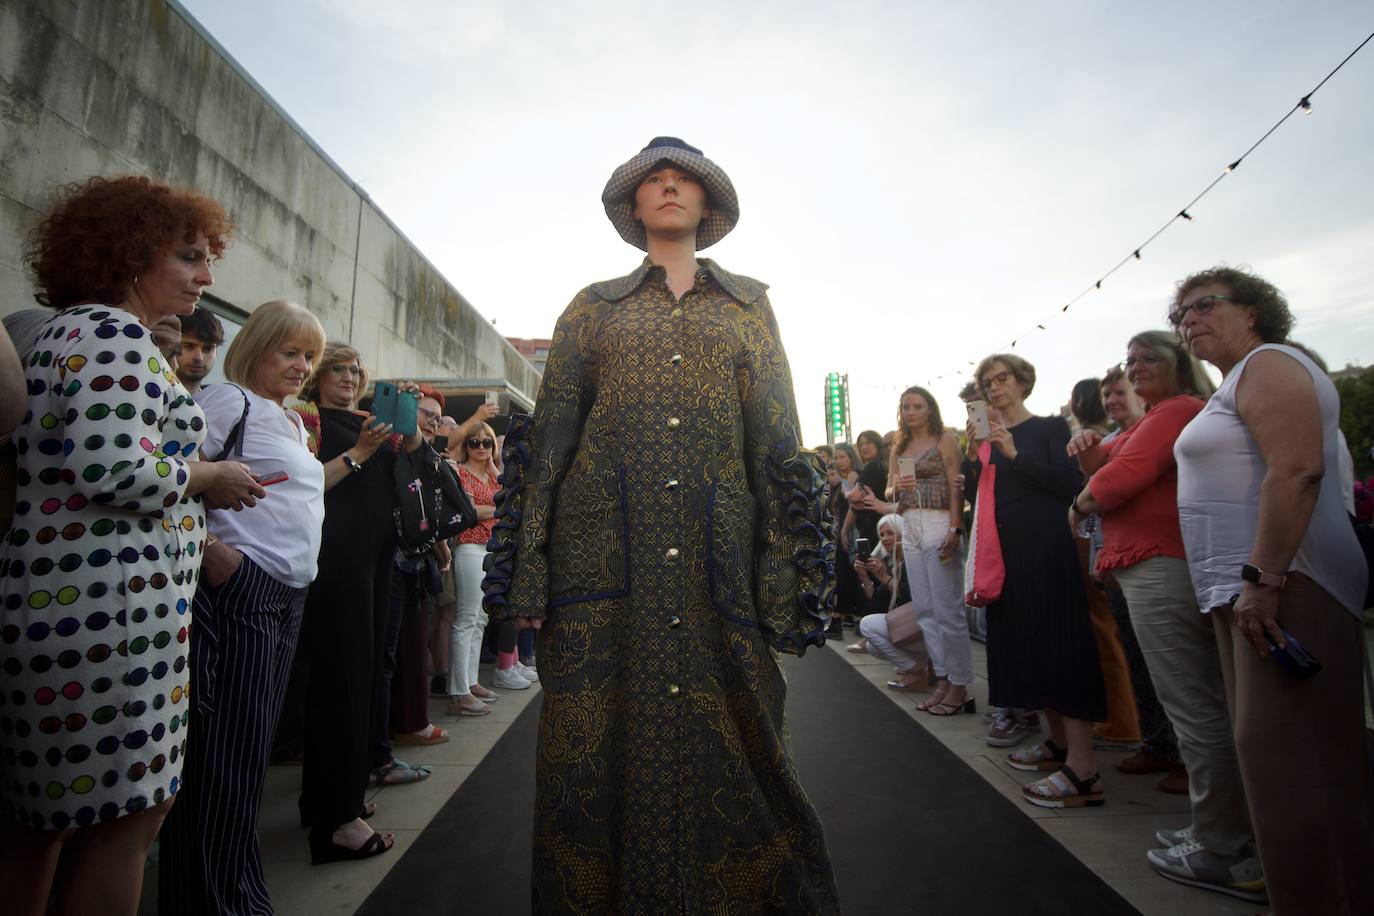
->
[589,258,768,306]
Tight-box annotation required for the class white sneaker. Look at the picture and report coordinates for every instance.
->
[515,662,539,682]
[493,667,532,690]
[1146,839,1267,903]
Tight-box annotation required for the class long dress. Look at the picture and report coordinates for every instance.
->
[483,259,840,915]
[0,305,204,830]
[964,415,1106,721]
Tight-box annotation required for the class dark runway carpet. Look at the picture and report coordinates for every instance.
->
[355,647,1138,915]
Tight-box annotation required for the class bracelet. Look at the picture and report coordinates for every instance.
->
[342,453,363,474]
[1072,498,1089,515]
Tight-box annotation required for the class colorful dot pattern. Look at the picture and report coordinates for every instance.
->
[0,306,204,831]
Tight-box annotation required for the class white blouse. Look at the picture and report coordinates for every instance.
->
[1174,344,1367,617]
[197,383,326,589]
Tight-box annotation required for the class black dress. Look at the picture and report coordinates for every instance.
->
[298,407,398,835]
[964,416,1106,721]
[831,479,865,616]
[852,459,887,544]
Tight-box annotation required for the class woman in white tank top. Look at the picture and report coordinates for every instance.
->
[1171,266,1371,915]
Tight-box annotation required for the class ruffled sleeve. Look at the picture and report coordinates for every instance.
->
[738,295,831,655]
[481,293,598,620]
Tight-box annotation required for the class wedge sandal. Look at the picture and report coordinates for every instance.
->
[1007,739,1068,772]
[1022,765,1105,809]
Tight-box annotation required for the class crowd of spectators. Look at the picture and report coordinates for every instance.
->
[0,171,1370,916]
[822,267,1372,911]
[0,176,532,915]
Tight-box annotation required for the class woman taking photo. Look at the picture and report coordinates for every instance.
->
[855,515,926,689]
[482,137,838,913]
[0,176,260,916]
[965,354,1105,808]
[1070,332,1261,900]
[159,300,329,914]
[293,344,432,863]
[868,387,970,715]
[1171,267,1372,914]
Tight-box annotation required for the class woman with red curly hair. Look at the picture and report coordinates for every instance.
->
[0,176,263,916]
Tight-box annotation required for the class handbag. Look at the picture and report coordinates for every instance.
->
[885,601,925,650]
[393,440,477,550]
[964,442,1006,607]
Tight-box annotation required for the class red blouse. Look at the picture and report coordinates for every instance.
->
[458,464,499,546]
[1088,395,1204,572]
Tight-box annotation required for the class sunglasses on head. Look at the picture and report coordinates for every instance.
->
[466,438,495,449]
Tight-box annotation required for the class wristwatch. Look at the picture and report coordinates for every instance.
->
[1240,563,1285,588]
[342,453,364,474]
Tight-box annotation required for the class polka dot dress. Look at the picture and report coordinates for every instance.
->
[0,305,204,831]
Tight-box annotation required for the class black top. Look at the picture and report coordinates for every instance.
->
[316,406,398,559]
[852,459,888,542]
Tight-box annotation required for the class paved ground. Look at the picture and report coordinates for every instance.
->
[139,633,1330,914]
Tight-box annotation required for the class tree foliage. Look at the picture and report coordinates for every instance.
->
[1336,367,1374,479]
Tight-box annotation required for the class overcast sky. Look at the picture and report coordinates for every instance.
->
[178,0,1374,444]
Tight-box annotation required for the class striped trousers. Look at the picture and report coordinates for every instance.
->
[159,556,306,916]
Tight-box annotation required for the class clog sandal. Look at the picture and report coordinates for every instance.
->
[1021,765,1105,809]
[1007,739,1068,772]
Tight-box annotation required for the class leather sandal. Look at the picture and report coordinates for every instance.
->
[393,725,450,746]
[310,829,395,865]
[1022,765,1105,809]
[1007,739,1068,772]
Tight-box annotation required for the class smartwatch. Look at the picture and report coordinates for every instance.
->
[1240,563,1285,589]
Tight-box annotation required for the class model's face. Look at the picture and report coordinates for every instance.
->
[878,525,897,551]
[178,333,218,386]
[318,358,362,409]
[857,438,878,462]
[253,333,317,404]
[132,234,213,321]
[1125,342,1177,406]
[900,393,930,433]
[633,166,709,241]
[980,361,1026,411]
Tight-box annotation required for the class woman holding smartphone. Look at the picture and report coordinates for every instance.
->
[965,354,1106,808]
[481,137,838,912]
[1169,267,1371,913]
[827,443,863,638]
[869,387,971,715]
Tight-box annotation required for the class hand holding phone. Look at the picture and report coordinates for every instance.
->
[852,537,871,560]
[254,470,290,487]
[966,400,991,439]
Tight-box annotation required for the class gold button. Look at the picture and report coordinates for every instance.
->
[665,547,680,560]
[667,685,680,697]
[665,479,679,490]
[667,417,680,429]
[670,353,683,365]
[671,308,683,319]
[668,615,682,628]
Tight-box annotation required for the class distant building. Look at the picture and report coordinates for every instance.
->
[506,337,552,374]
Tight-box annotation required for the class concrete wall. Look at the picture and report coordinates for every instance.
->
[0,0,541,401]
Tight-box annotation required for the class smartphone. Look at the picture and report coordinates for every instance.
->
[433,435,449,453]
[254,471,289,487]
[897,456,916,478]
[1265,627,1322,679]
[966,399,991,439]
[371,382,419,437]
[852,537,871,560]
[485,390,501,408]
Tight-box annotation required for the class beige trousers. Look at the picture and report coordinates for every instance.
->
[1213,572,1374,916]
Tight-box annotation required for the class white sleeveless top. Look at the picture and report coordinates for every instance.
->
[1174,344,1366,617]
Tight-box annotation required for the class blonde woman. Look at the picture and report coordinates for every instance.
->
[158,301,331,911]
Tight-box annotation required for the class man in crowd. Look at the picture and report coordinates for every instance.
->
[177,307,225,395]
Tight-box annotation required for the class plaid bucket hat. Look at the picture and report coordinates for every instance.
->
[601,137,739,251]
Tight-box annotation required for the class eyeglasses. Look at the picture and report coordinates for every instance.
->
[980,370,1014,391]
[1169,294,1234,327]
[417,406,442,424]
[327,364,362,377]
[465,438,495,449]
[1124,353,1165,369]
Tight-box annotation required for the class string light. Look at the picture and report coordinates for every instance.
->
[916,29,1373,389]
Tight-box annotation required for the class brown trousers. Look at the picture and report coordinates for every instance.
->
[1078,538,1140,741]
[1213,573,1374,916]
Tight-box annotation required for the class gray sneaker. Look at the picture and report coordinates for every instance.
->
[986,711,1029,747]
[1154,826,1194,848]
[1146,839,1267,903]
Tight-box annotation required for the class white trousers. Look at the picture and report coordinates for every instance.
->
[901,509,973,686]
[447,543,489,697]
[858,612,926,674]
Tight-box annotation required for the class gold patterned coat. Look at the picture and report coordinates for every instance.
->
[483,259,839,915]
